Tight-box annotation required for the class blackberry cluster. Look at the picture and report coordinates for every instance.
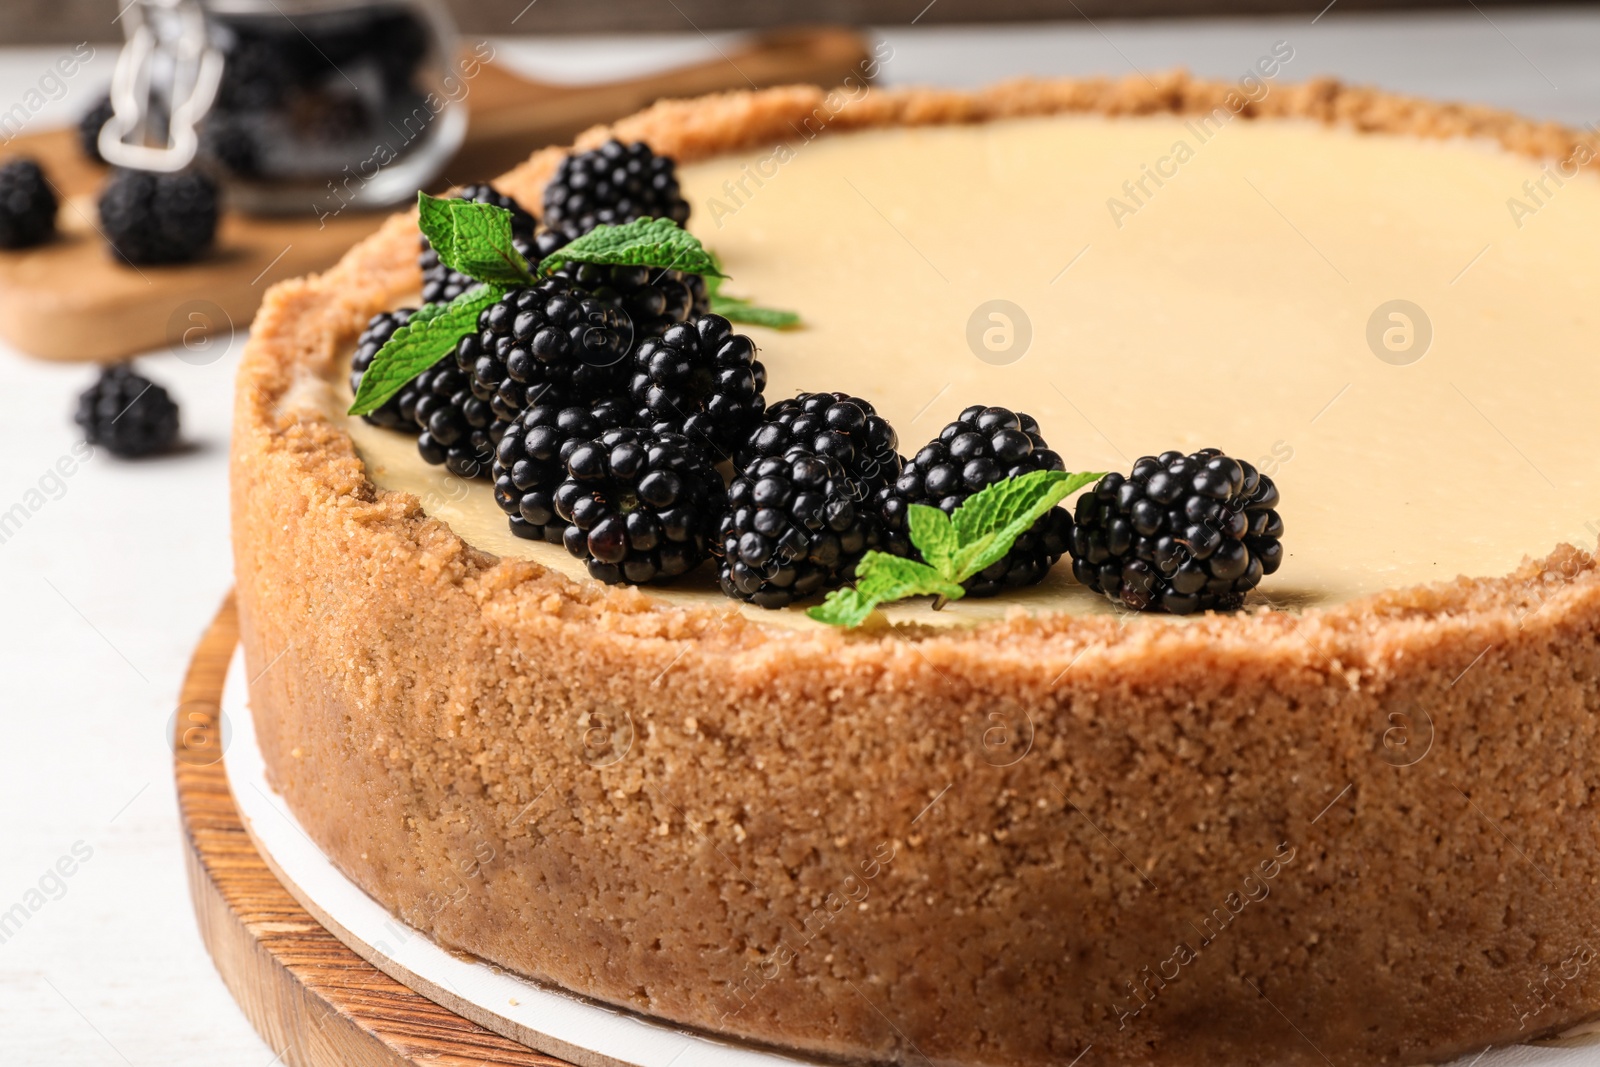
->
[419,184,541,304]
[552,261,708,338]
[98,168,218,265]
[554,428,725,584]
[883,406,1073,597]
[542,139,690,236]
[736,392,902,493]
[349,309,424,432]
[75,363,180,458]
[1069,449,1284,615]
[718,449,881,609]
[718,393,900,608]
[455,280,634,422]
[413,361,498,479]
[493,398,630,543]
[629,314,766,458]
[0,158,57,250]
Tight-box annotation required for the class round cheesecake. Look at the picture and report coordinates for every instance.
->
[233,75,1600,1067]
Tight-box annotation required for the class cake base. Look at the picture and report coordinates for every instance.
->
[176,595,567,1067]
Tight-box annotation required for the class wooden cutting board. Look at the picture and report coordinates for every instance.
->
[0,27,870,363]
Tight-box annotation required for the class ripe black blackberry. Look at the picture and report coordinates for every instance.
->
[737,392,902,494]
[542,139,690,236]
[418,183,541,304]
[98,168,218,265]
[454,280,633,423]
[78,94,115,164]
[0,158,58,250]
[493,397,631,543]
[412,360,499,480]
[552,260,708,338]
[629,314,765,459]
[719,449,880,609]
[75,363,180,458]
[348,309,425,432]
[1069,449,1284,615]
[554,428,724,584]
[883,405,1074,597]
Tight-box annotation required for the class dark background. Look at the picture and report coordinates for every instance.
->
[7,0,1585,44]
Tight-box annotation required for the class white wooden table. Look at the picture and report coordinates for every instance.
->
[1,11,1597,1063]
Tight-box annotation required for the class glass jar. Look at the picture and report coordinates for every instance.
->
[102,0,466,215]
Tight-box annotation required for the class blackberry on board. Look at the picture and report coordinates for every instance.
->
[75,363,180,458]
[554,427,725,585]
[412,360,498,480]
[718,448,881,609]
[349,309,424,432]
[419,183,541,304]
[629,314,766,459]
[883,405,1074,597]
[0,158,58,250]
[454,280,634,423]
[98,168,219,265]
[736,392,902,494]
[1069,449,1284,615]
[542,139,690,236]
[78,94,115,164]
[552,260,708,338]
[493,397,631,543]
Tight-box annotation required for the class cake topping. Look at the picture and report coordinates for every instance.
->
[554,427,725,585]
[412,358,497,481]
[76,363,180,458]
[552,260,708,339]
[811,469,1102,627]
[541,138,691,236]
[349,309,426,432]
[0,158,58,250]
[881,405,1075,598]
[419,183,538,305]
[630,313,767,458]
[734,392,900,488]
[493,397,631,543]
[1068,449,1284,614]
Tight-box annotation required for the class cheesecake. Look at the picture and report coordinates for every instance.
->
[233,75,1600,1066]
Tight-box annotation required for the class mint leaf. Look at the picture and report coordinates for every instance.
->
[538,217,723,278]
[950,470,1101,579]
[348,285,501,417]
[417,193,537,287]
[907,504,958,576]
[807,552,966,628]
[709,294,802,330]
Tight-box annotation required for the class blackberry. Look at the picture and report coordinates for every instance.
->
[455,280,633,422]
[737,392,901,495]
[98,168,218,265]
[0,158,57,250]
[1069,449,1284,615]
[554,428,724,585]
[719,449,882,609]
[552,260,708,338]
[349,309,424,432]
[412,360,498,480]
[493,397,631,542]
[542,139,690,236]
[75,363,180,458]
[78,94,115,164]
[418,183,540,304]
[884,405,1074,597]
[629,314,766,459]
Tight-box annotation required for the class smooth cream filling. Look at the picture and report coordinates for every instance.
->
[321,114,1600,628]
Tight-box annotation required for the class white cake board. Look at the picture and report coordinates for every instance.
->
[221,646,1600,1067]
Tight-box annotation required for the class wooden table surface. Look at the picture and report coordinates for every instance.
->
[3,14,1600,1065]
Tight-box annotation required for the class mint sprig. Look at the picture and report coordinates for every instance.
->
[704,268,801,329]
[348,285,499,417]
[808,470,1104,627]
[417,194,539,288]
[538,216,723,278]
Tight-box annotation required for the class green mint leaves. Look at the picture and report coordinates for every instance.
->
[537,216,723,278]
[807,470,1104,628]
[348,285,500,417]
[417,194,539,288]
[705,269,801,329]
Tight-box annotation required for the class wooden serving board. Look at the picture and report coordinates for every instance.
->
[177,594,572,1067]
[0,27,870,363]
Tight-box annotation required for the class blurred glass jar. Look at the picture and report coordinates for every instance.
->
[102,0,468,215]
